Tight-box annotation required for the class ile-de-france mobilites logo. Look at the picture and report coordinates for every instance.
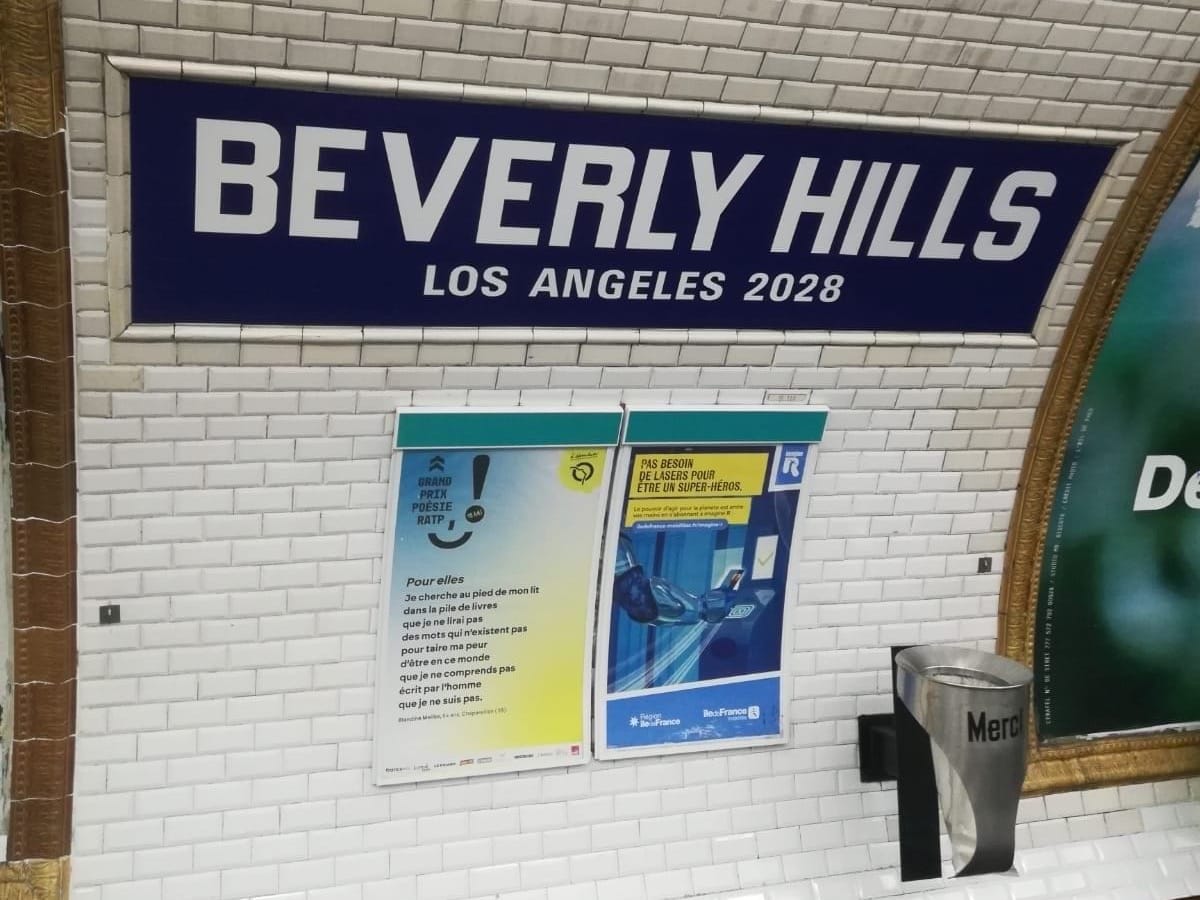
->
[558,449,605,494]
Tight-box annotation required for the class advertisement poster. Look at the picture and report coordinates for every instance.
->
[1036,156,1200,740]
[129,76,1112,333]
[595,408,826,758]
[374,409,620,784]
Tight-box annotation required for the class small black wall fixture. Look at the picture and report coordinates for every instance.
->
[856,713,896,783]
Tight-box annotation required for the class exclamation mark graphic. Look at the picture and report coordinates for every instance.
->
[465,454,490,524]
[428,454,491,549]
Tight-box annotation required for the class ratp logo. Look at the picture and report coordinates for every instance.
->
[770,444,809,490]
[781,453,803,478]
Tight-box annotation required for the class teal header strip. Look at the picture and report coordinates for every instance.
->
[623,408,827,445]
[395,410,624,449]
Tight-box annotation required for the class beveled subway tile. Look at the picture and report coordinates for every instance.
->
[0,857,68,894]
[13,680,75,741]
[6,354,74,417]
[6,409,75,468]
[3,300,75,362]
[0,130,68,195]
[8,796,72,860]
[11,462,76,522]
[0,188,69,252]
[12,517,76,576]
[0,245,71,310]
[9,737,74,802]
[1,24,68,134]
[12,571,75,630]
[14,626,76,685]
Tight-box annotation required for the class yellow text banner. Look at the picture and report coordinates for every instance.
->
[628,452,768,499]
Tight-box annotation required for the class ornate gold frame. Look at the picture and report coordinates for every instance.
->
[998,75,1200,795]
[1,0,77,893]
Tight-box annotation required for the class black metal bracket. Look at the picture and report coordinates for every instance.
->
[857,648,943,881]
[857,713,897,782]
[892,645,943,882]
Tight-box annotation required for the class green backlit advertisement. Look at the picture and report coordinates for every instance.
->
[1037,157,1200,740]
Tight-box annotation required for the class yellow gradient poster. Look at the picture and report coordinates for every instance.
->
[374,414,616,785]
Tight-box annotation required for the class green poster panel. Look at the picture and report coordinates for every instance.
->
[1036,157,1200,740]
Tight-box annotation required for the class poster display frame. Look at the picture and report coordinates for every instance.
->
[997,79,1200,794]
[593,405,827,761]
[373,407,622,785]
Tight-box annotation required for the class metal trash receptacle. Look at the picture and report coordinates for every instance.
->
[895,645,1033,876]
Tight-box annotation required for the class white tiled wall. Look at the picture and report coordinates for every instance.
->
[64,0,1200,898]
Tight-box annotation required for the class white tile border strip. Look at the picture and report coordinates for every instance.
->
[101,56,1130,351]
[121,322,1039,349]
[104,56,1139,145]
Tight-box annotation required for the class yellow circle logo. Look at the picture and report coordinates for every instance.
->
[559,449,605,493]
